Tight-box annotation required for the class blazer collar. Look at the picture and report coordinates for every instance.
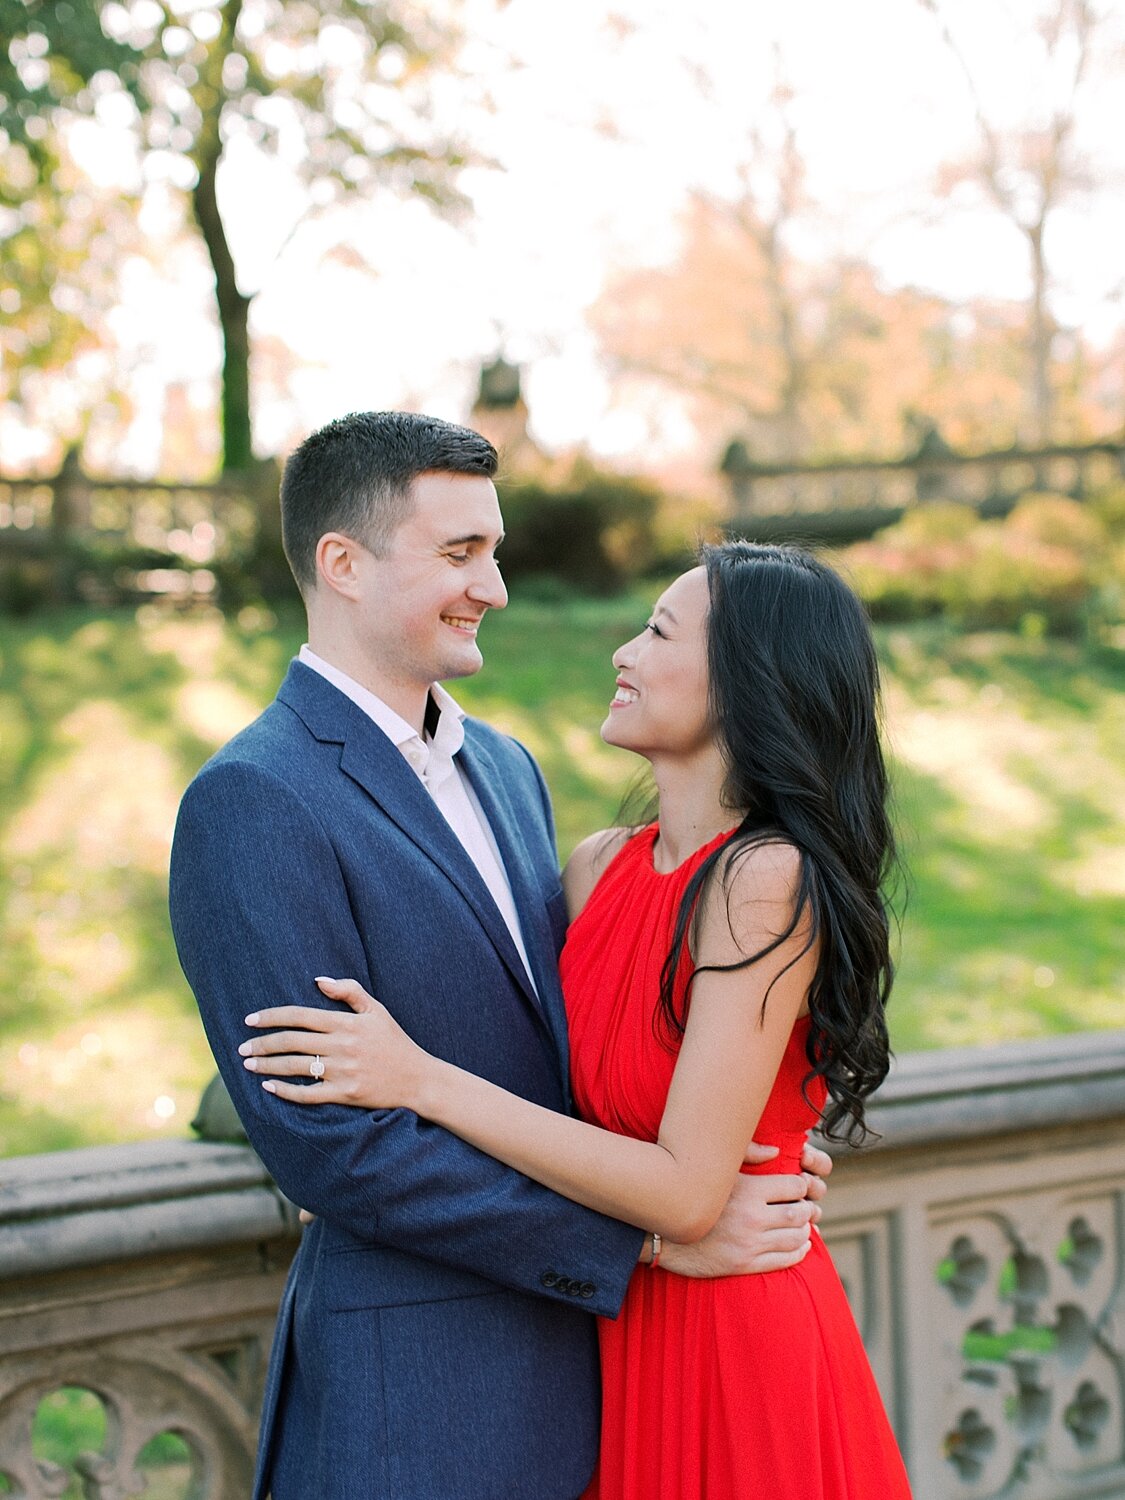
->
[277,661,551,1028]
[277,658,364,743]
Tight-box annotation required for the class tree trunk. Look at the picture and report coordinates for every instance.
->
[1027,219,1054,447]
[192,148,253,474]
[187,0,251,474]
[761,220,806,462]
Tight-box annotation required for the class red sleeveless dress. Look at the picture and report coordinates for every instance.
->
[561,825,912,1500]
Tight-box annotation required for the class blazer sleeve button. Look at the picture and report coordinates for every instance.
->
[541,1270,559,1289]
[579,1282,596,1299]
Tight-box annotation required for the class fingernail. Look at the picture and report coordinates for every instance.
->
[243,1057,257,1071]
[263,1080,277,1094]
[314,976,335,985]
[238,1041,251,1056]
[245,1013,260,1025]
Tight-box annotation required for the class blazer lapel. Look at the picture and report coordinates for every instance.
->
[278,663,548,1027]
[457,728,572,1075]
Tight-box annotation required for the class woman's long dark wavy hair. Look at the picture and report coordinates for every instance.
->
[658,541,898,1145]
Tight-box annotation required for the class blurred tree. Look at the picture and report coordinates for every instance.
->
[588,2,1121,475]
[918,0,1109,444]
[692,49,810,461]
[0,0,142,137]
[0,134,139,450]
[593,196,1047,465]
[594,193,800,462]
[590,29,1033,466]
[591,43,816,465]
[0,0,477,472]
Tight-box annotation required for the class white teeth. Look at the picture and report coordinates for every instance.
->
[443,616,478,632]
[612,687,638,705]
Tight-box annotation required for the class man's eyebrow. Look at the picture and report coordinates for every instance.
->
[441,531,505,547]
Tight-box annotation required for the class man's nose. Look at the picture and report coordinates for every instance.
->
[467,555,507,609]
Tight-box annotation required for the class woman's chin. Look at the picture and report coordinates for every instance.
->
[601,712,638,751]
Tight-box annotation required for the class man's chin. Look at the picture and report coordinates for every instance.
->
[439,645,485,680]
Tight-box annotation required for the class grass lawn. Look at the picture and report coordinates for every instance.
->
[1,596,1122,1154]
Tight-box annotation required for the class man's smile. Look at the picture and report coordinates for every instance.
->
[442,613,483,635]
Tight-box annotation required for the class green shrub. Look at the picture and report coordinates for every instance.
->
[892,501,980,544]
[1004,492,1108,556]
[1087,483,1125,539]
[0,556,50,615]
[497,464,664,593]
[951,527,1090,631]
[839,540,948,621]
[839,488,1123,635]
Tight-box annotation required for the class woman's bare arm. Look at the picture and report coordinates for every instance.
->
[244,842,815,1244]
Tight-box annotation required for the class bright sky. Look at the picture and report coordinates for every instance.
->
[11,0,1125,470]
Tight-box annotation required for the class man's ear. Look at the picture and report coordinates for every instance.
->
[315,533,363,599]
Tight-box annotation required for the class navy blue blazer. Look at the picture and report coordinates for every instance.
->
[169,662,642,1500]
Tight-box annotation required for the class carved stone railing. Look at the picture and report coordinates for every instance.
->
[3,1032,1125,1499]
[828,1031,1125,1500]
[0,463,262,558]
[0,457,278,607]
[0,1142,298,1497]
[719,435,1125,543]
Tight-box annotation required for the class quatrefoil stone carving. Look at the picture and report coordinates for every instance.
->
[934,1202,1123,1497]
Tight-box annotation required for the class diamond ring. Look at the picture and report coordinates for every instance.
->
[310,1054,326,1081]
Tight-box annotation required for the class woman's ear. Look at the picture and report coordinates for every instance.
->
[315,532,363,599]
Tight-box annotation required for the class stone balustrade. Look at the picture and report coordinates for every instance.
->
[824,1031,1125,1500]
[0,1142,298,1498]
[720,437,1125,520]
[3,1031,1125,1499]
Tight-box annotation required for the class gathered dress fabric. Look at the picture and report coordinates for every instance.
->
[561,825,912,1500]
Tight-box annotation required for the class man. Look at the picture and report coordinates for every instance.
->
[169,411,827,1500]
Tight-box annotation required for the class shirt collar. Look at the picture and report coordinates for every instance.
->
[419,681,465,788]
[298,645,465,782]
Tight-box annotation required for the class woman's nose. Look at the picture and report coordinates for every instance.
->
[612,635,640,671]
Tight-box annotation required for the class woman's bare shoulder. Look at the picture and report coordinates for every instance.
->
[562,827,634,921]
[719,835,803,898]
[695,836,807,964]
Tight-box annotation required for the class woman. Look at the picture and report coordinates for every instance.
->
[242,541,912,1499]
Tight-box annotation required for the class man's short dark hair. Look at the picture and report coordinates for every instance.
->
[280,410,499,594]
